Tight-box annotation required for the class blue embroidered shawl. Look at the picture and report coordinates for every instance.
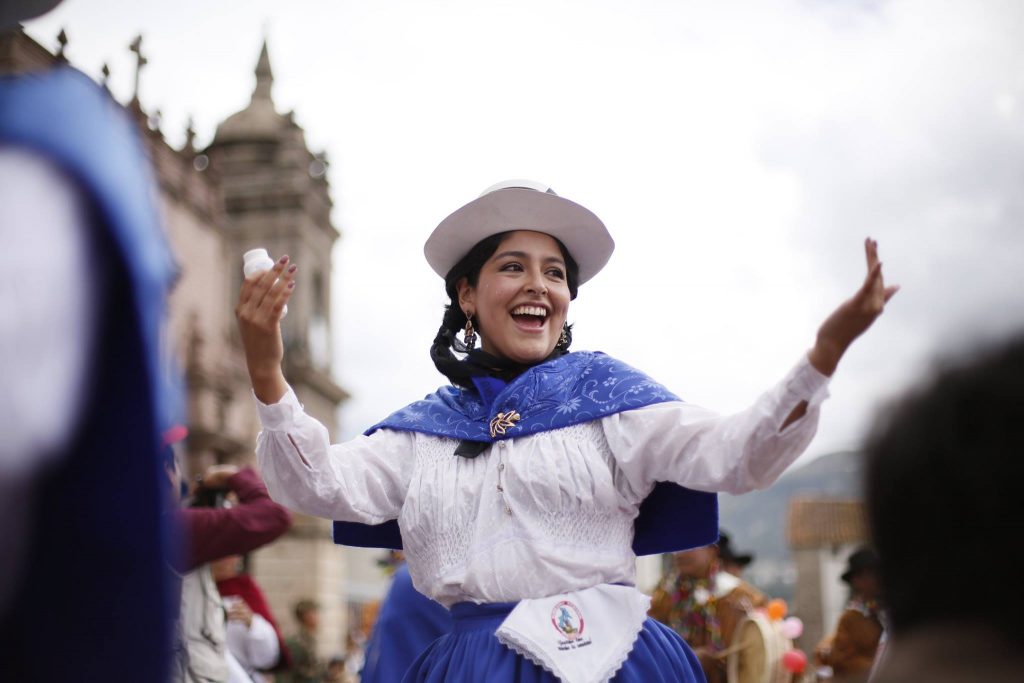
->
[333,351,718,556]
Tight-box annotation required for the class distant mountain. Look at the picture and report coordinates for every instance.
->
[718,451,864,599]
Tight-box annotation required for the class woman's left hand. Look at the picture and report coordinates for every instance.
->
[808,238,899,376]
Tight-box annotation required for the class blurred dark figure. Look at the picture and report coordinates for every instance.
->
[864,336,1024,682]
[814,547,883,682]
[649,535,768,683]
[361,560,453,683]
[282,599,326,683]
[0,2,180,680]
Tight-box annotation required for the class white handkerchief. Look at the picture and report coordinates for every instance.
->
[495,584,651,683]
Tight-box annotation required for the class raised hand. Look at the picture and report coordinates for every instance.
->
[235,255,298,403]
[199,464,240,490]
[808,238,899,376]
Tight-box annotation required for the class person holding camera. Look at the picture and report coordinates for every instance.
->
[167,453,292,683]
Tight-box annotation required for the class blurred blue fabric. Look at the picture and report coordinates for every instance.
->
[0,67,179,682]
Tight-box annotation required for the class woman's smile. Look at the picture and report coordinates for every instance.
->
[509,304,549,331]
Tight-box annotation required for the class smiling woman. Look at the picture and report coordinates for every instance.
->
[235,180,897,683]
[431,229,576,380]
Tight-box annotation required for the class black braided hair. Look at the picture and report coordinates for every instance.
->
[429,231,580,387]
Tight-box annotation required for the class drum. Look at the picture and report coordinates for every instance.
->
[726,612,793,683]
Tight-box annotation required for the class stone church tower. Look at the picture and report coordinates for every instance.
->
[206,41,344,423]
[203,41,353,654]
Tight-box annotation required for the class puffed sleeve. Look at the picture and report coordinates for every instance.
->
[255,386,415,523]
[242,613,281,670]
[602,354,830,495]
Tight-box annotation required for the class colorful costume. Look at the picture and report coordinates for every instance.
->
[649,570,767,683]
[256,348,829,681]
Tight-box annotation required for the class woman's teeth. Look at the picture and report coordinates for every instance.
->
[511,306,547,317]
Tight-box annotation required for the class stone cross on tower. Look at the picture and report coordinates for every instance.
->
[128,34,146,105]
[55,28,67,63]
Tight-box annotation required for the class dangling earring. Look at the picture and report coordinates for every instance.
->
[558,322,570,349]
[463,315,477,349]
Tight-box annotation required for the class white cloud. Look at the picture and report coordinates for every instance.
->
[26,0,1024,451]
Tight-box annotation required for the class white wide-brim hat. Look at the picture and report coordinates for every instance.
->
[424,179,615,286]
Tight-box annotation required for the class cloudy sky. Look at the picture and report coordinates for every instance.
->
[26,0,1024,455]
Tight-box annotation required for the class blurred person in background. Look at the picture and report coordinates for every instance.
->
[213,554,293,682]
[167,456,292,683]
[650,533,768,683]
[220,596,280,683]
[814,547,883,682]
[864,336,1024,682]
[343,632,365,682]
[0,1,180,680]
[282,599,326,683]
[323,656,346,683]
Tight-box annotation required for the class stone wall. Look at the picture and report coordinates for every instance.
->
[791,547,824,651]
[252,516,350,659]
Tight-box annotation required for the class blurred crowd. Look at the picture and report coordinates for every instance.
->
[650,533,884,683]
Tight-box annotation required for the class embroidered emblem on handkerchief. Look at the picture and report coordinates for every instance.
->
[496,584,650,683]
[552,601,587,645]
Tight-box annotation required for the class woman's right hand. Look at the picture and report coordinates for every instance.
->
[235,255,297,404]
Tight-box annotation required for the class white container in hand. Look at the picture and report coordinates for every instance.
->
[243,248,288,318]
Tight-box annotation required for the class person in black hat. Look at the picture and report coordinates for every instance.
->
[815,547,883,682]
[717,531,755,579]
[237,180,897,682]
[840,548,880,587]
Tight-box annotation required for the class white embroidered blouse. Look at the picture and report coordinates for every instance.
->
[255,355,830,607]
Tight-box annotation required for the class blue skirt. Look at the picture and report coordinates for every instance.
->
[403,601,706,683]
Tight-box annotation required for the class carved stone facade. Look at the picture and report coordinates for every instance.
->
[1,28,373,659]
